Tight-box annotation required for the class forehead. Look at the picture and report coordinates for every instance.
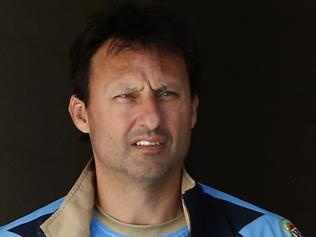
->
[89,40,189,85]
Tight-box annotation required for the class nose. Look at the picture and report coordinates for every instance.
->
[137,96,162,131]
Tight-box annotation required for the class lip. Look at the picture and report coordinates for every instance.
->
[131,136,167,145]
[131,136,167,154]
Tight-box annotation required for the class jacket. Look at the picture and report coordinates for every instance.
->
[0,161,303,237]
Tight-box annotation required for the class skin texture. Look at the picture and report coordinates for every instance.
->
[69,40,198,224]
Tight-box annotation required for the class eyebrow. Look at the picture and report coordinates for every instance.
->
[121,87,142,93]
[120,85,169,94]
[153,86,168,94]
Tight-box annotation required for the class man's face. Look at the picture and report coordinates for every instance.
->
[72,41,198,181]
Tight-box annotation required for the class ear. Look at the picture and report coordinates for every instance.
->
[191,95,199,129]
[68,95,90,133]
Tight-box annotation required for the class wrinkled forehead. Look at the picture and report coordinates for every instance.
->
[88,39,190,98]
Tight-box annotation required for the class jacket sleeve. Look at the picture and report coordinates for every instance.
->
[0,229,21,237]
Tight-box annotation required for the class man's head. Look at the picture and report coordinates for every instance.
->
[69,1,199,103]
[68,1,199,182]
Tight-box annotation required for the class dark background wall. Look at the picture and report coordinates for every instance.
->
[0,0,314,236]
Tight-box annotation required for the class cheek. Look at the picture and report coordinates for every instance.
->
[88,104,128,140]
[91,105,136,139]
[162,104,193,133]
[163,107,192,159]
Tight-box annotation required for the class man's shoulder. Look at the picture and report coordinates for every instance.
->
[199,183,269,214]
[0,198,63,237]
[196,183,303,237]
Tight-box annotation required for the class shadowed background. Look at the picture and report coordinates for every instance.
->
[0,0,314,236]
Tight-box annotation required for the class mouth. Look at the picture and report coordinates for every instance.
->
[131,137,166,154]
[134,140,161,146]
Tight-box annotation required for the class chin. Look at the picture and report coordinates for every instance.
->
[125,162,179,182]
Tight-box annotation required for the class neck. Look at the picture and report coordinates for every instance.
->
[95,162,183,225]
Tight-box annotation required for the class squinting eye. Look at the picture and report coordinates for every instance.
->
[160,91,178,97]
[119,94,129,98]
[115,93,136,100]
[117,93,131,98]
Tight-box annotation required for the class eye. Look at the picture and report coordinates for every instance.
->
[114,93,137,101]
[159,91,179,97]
[118,94,129,98]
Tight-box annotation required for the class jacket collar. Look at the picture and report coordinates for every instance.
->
[182,184,238,237]
[41,160,96,237]
[40,160,196,237]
